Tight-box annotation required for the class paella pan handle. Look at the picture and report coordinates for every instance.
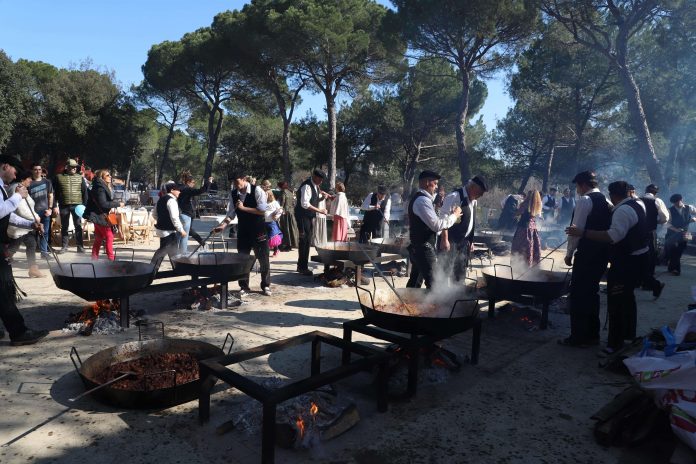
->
[137,319,165,341]
[355,284,376,313]
[539,256,555,272]
[494,263,513,279]
[142,369,177,391]
[222,333,235,355]
[197,252,219,266]
[69,346,83,374]
[70,262,96,278]
[449,298,480,319]
[114,248,135,262]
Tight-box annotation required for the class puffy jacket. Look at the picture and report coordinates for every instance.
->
[84,178,120,226]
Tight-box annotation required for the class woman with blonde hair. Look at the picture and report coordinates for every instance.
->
[83,169,124,260]
[329,182,349,241]
[511,190,542,267]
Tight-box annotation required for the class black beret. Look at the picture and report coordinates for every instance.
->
[571,170,597,185]
[229,173,247,181]
[312,169,327,179]
[645,184,658,194]
[471,175,488,192]
[165,182,183,193]
[377,185,387,194]
[670,194,683,204]
[627,184,636,191]
[418,170,441,181]
[0,155,23,171]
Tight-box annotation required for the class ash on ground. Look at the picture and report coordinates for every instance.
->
[180,287,245,311]
[62,311,123,335]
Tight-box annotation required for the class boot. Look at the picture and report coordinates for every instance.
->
[28,265,44,278]
[57,236,69,254]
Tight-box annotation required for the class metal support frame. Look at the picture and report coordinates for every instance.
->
[198,330,390,464]
[342,318,480,398]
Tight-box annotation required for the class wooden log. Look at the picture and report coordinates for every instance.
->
[318,403,360,441]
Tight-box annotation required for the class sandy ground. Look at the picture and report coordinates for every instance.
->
[0,229,694,464]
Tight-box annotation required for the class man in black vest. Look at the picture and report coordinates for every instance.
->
[560,171,611,347]
[295,169,329,276]
[640,184,667,296]
[542,188,558,221]
[0,156,48,345]
[151,182,187,266]
[665,194,696,276]
[438,176,487,282]
[568,181,649,353]
[359,186,391,243]
[214,173,271,296]
[406,170,462,289]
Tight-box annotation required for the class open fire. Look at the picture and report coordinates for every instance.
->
[64,299,122,335]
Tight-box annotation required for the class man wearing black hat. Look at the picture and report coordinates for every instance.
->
[439,176,487,282]
[359,186,391,243]
[0,156,48,345]
[214,174,271,295]
[542,187,559,222]
[665,194,696,276]
[640,184,668,296]
[406,170,462,289]
[560,170,612,347]
[568,181,649,353]
[295,169,330,276]
[151,182,187,266]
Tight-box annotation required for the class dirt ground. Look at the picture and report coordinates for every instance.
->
[0,234,694,464]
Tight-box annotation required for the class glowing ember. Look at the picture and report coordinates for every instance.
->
[296,417,306,439]
[310,402,319,416]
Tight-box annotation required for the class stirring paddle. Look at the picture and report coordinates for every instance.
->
[515,239,568,280]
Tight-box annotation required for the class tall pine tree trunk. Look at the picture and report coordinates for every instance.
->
[325,91,337,190]
[204,106,224,179]
[456,70,471,185]
[157,108,178,188]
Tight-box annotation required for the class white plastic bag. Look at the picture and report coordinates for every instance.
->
[674,309,696,345]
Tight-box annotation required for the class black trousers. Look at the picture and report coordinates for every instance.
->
[569,248,608,343]
[607,254,645,350]
[358,221,381,244]
[0,263,27,338]
[297,215,313,271]
[406,243,437,289]
[59,205,84,248]
[151,233,179,268]
[666,238,687,273]
[641,231,662,291]
[238,240,270,289]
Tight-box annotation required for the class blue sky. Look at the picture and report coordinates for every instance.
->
[0,0,512,129]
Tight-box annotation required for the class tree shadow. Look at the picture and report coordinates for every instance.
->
[283,299,359,311]
[225,310,350,330]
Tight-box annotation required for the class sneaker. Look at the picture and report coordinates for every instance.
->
[262,287,272,296]
[238,287,250,297]
[76,247,86,254]
[40,252,51,260]
[10,329,49,346]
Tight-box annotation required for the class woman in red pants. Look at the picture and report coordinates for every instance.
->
[84,170,124,260]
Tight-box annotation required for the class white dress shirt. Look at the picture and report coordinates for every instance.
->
[412,189,458,233]
[542,194,557,211]
[360,193,391,222]
[152,193,185,237]
[300,182,319,210]
[225,183,267,220]
[440,187,475,238]
[607,198,649,255]
[0,179,29,227]
[643,193,670,224]
[566,188,613,258]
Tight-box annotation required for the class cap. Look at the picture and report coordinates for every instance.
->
[627,184,636,191]
[571,170,596,184]
[418,170,441,181]
[165,182,183,193]
[645,184,658,194]
[377,185,387,194]
[471,175,488,192]
[670,193,683,204]
[66,158,79,168]
[312,169,327,180]
[0,155,23,171]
